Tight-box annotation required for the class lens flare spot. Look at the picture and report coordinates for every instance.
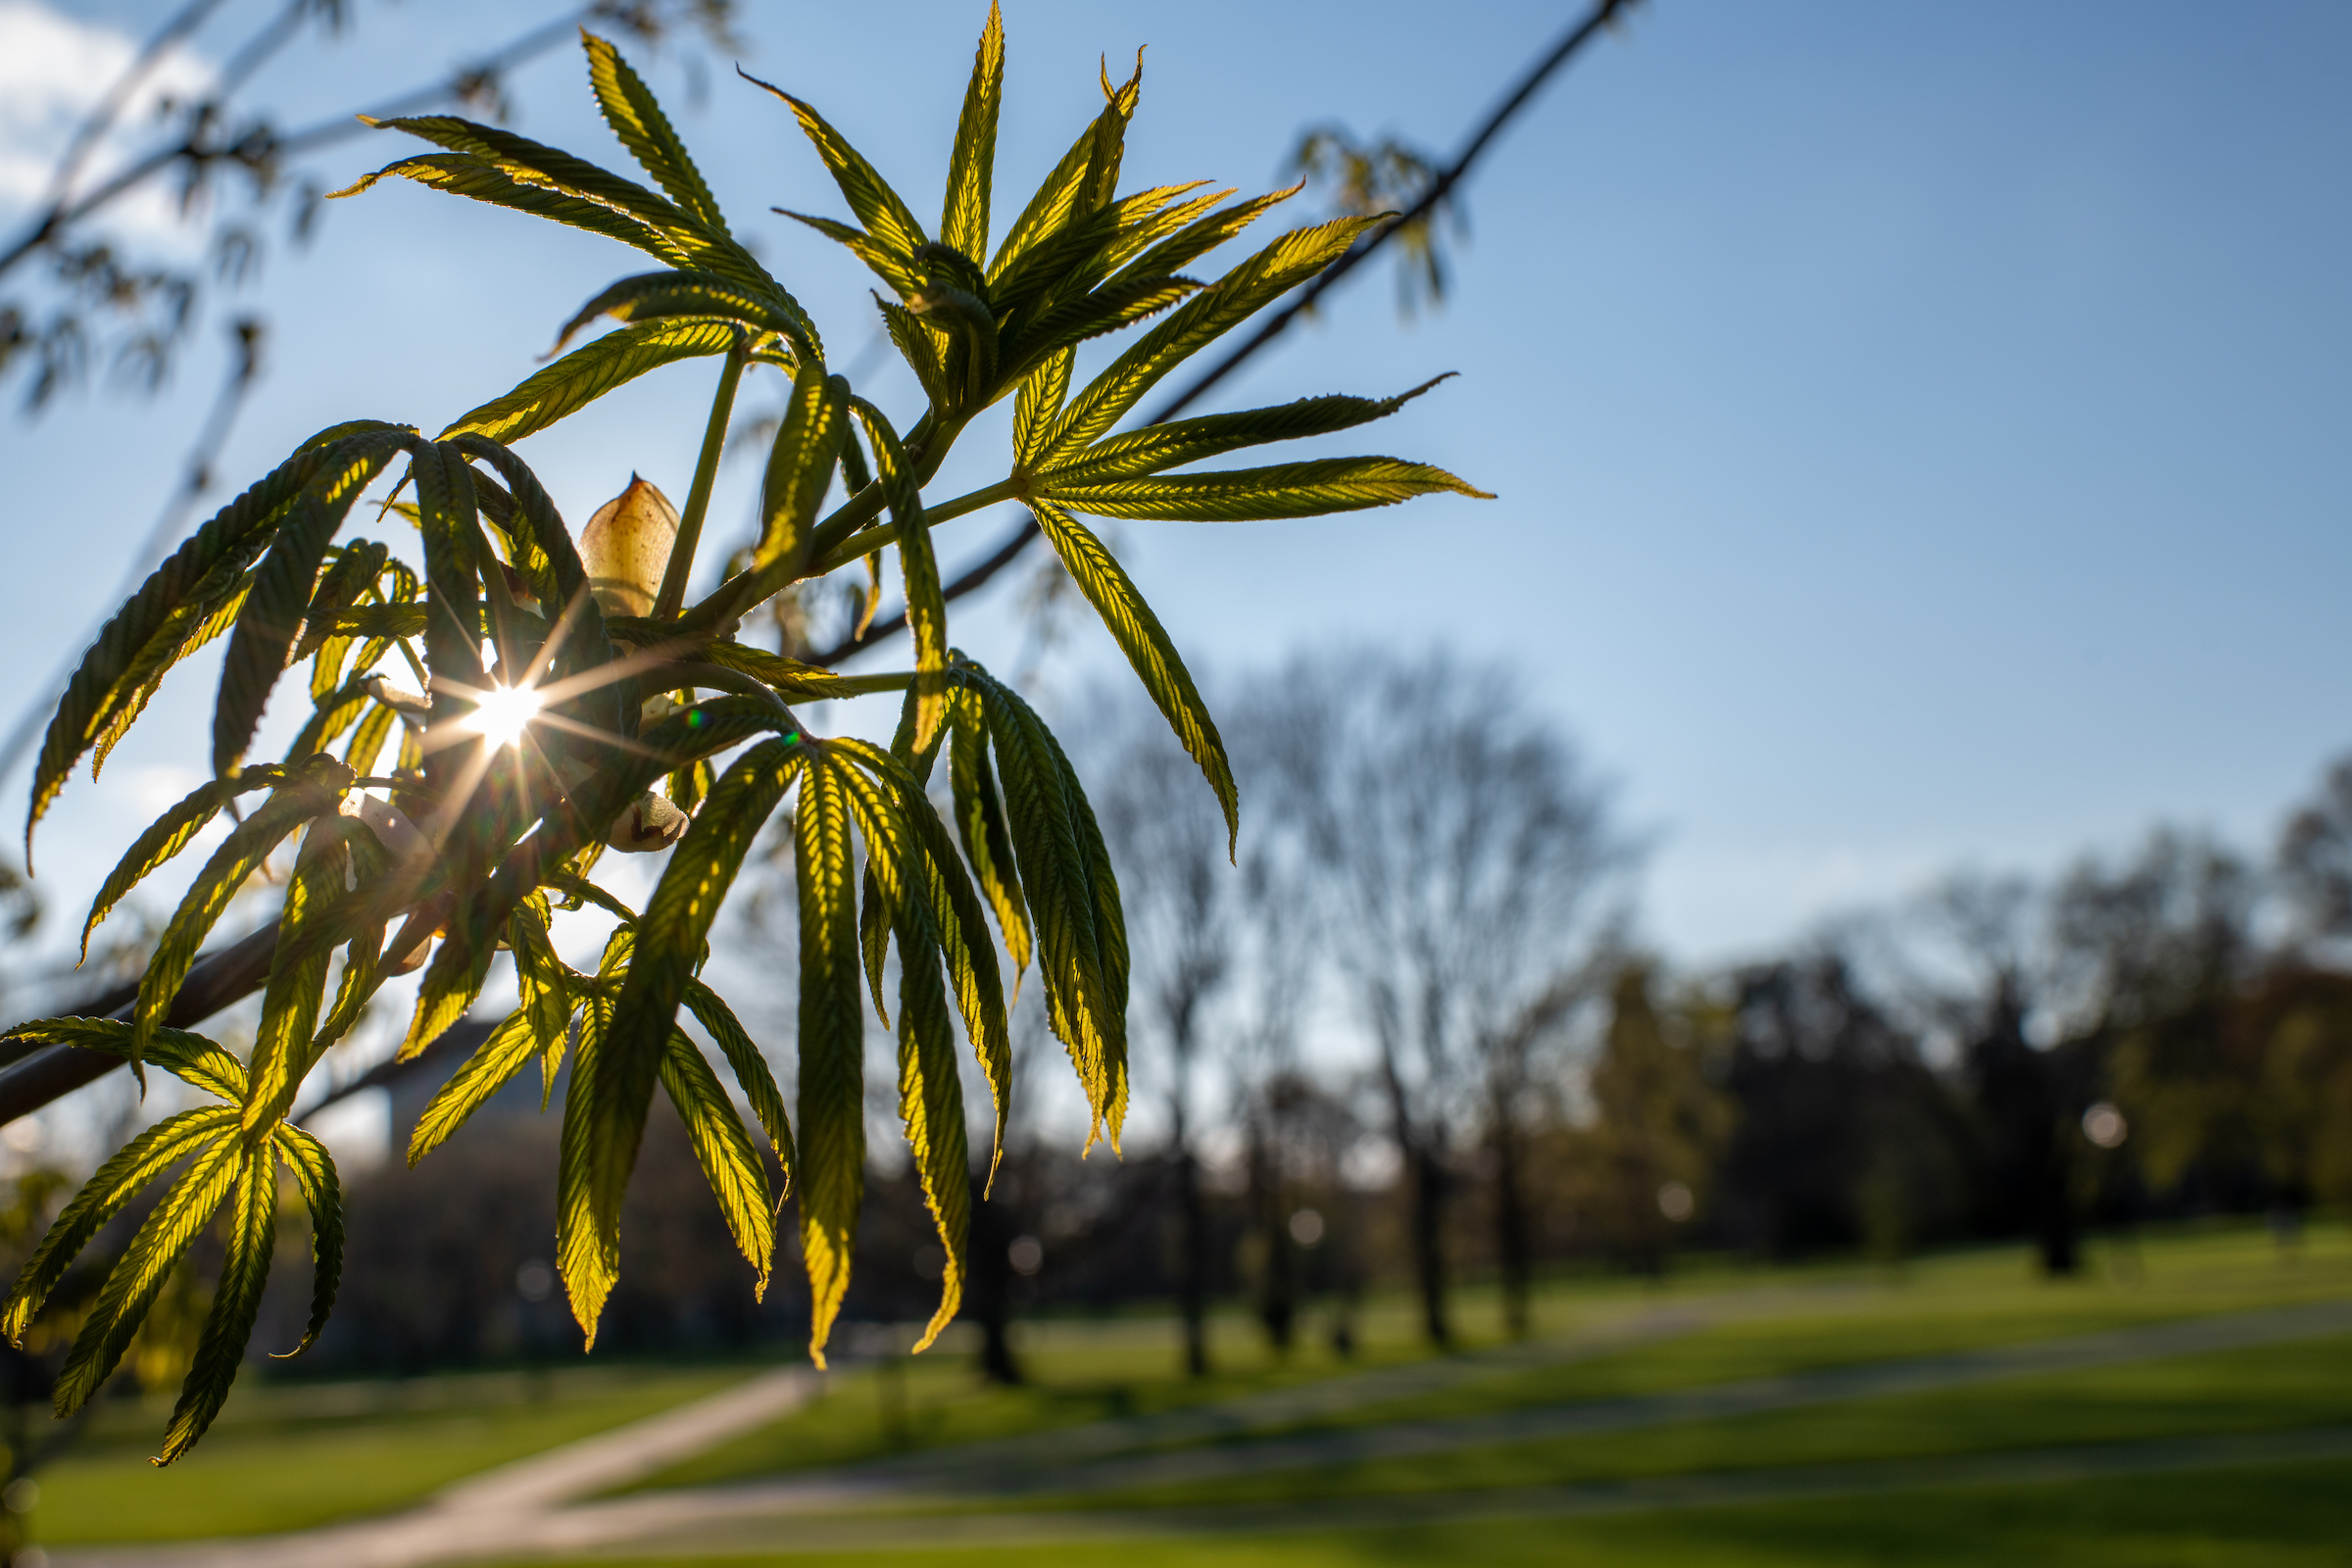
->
[468,684,543,750]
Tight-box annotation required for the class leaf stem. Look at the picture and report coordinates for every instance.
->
[655,332,750,622]
[808,474,1024,578]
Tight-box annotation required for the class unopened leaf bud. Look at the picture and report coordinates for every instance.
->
[579,474,679,619]
[608,790,688,853]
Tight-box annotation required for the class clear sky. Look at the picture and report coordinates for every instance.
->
[4,0,2348,974]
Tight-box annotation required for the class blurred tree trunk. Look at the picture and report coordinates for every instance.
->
[1249,1107,1298,1353]
[1492,1114,1533,1339]
[968,1159,1024,1386]
[1173,1118,1210,1376]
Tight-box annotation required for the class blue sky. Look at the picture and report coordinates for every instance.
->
[4,0,2349,972]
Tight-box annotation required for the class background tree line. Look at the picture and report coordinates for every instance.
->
[5,643,2343,1391]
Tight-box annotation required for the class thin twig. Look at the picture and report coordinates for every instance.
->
[0,318,265,785]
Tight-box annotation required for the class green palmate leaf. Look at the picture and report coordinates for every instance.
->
[1048,713,1130,1053]
[308,793,394,1057]
[1046,457,1491,520]
[408,1007,540,1165]
[294,541,388,691]
[0,1019,247,1103]
[851,402,947,753]
[333,153,686,267]
[907,283,999,411]
[875,295,949,405]
[972,668,1126,1149]
[988,182,1194,340]
[212,431,411,777]
[988,55,1142,283]
[1041,377,1451,486]
[843,733,1014,1180]
[1037,217,1378,466]
[441,319,737,446]
[409,439,487,779]
[658,1028,774,1296]
[54,1132,244,1418]
[794,754,863,1367]
[682,979,793,1187]
[583,31,728,234]
[755,362,851,581]
[1013,348,1073,469]
[399,925,497,1065]
[511,898,572,1104]
[81,764,283,962]
[0,1106,235,1348]
[831,757,966,1349]
[134,758,353,1076]
[93,576,253,781]
[29,420,405,852]
[753,77,929,274]
[242,822,353,1134]
[949,685,1031,981]
[591,737,806,1266]
[454,436,625,737]
[558,935,626,1344]
[156,1141,276,1465]
[350,109,790,316]
[319,604,428,640]
[1113,180,1298,288]
[1026,500,1237,855]
[283,674,373,766]
[774,210,922,300]
[941,4,1004,265]
[550,272,798,357]
[997,273,1199,391]
[270,1125,342,1356]
[1098,180,1229,276]
[395,469,514,1061]
[858,851,893,1034]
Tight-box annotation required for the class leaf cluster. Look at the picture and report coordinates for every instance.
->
[4,5,1485,1456]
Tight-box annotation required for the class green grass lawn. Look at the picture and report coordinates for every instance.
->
[644,1221,2352,1493]
[23,1217,2352,1564]
[25,1362,743,1543]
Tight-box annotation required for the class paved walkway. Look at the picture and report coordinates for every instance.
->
[49,1296,2352,1568]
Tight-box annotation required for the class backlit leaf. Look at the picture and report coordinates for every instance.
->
[270,1124,343,1357]
[591,738,806,1260]
[1047,457,1491,521]
[658,1028,774,1296]
[794,753,863,1367]
[1027,499,1237,855]
[941,4,1004,266]
[156,1141,276,1465]
[54,1134,243,1418]
[440,319,738,446]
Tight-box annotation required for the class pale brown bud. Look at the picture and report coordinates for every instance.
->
[608,790,688,853]
[579,474,679,619]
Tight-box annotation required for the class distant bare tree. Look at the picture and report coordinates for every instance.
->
[1253,651,1622,1346]
[1089,695,1239,1377]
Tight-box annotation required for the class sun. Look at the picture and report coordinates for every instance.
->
[467,683,544,750]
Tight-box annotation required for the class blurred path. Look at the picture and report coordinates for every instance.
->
[564,1423,2352,1555]
[432,1366,821,1515]
[46,1365,819,1568]
[48,1296,2352,1567]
